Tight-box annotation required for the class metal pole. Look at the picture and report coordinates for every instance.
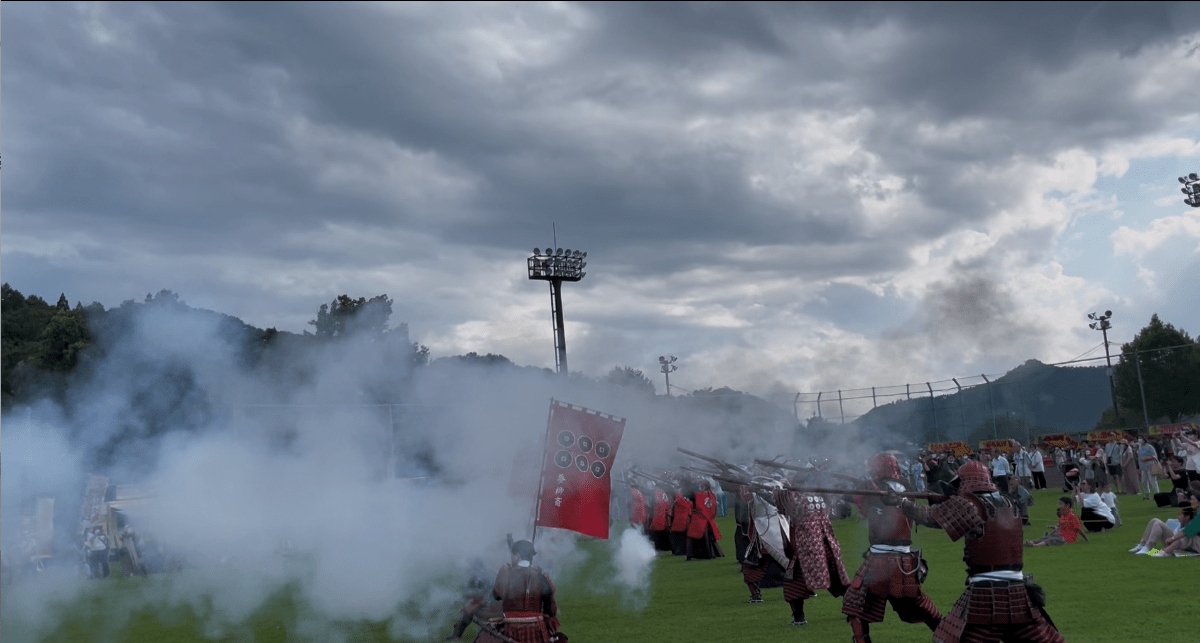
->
[871,387,877,409]
[1134,349,1151,427]
[816,392,823,419]
[983,375,998,438]
[906,383,913,437]
[953,378,967,442]
[838,390,845,425]
[1102,324,1118,420]
[665,369,672,396]
[551,279,568,375]
[1017,378,1030,444]
[927,382,937,442]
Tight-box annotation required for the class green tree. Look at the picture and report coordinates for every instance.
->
[56,293,70,310]
[309,294,393,339]
[1114,314,1200,424]
[601,366,656,397]
[2,284,58,398]
[33,309,90,371]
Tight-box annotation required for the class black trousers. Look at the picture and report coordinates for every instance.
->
[1080,508,1114,532]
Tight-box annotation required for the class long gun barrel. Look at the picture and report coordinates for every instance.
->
[752,459,864,484]
[712,475,947,502]
[629,468,673,487]
[677,448,738,470]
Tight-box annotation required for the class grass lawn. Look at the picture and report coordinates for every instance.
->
[5,487,1194,643]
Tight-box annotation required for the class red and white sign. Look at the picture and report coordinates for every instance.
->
[1148,422,1198,436]
[535,399,626,540]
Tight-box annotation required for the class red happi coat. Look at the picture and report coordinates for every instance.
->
[650,488,671,531]
[670,491,693,533]
[687,490,722,539]
[629,488,648,526]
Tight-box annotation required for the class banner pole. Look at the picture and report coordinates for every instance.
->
[531,398,557,545]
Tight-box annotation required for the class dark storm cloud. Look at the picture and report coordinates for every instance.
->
[4,1,1197,385]
[10,2,1192,261]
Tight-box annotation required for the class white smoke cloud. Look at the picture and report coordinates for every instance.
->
[1,297,910,641]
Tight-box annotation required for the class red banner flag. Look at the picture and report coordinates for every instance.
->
[535,399,626,540]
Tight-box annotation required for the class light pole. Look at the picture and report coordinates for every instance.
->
[658,356,678,396]
[1179,172,1200,207]
[1088,310,1119,420]
[528,247,587,375]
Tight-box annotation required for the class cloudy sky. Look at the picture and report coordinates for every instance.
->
[5,1,1199,409]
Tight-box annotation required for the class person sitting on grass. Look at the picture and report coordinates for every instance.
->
[1026,497,1087,547]
[1129,506,1199,556]
[1075,481,1116,532]
[1099,482,1121,527]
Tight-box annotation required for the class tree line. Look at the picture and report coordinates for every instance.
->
[4,283,1195,430]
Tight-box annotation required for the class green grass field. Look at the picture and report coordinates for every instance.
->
[5,488,1195,643]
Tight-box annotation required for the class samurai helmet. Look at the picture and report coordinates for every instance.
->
[510,539,536,560]
[955,460,996,494]
[868,453,904,483]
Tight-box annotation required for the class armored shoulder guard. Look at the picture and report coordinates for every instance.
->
[931,495,985,542]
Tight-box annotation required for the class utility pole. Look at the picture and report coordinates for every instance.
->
[1088,310,1119,421]
[658,356,678,396]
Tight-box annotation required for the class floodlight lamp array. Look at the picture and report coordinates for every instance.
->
[1179,173,1200,208]
[528,246,589,282]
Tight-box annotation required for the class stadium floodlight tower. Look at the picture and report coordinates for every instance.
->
[1179,172,1200,207]
[528,247,587,375]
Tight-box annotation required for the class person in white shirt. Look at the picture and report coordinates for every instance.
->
[1014,446,1032,488]
[990,450,1012,492]
[1029,446,1047,490]
[1173,431,1200,484]
[1137,438,1160,499]
[85,527,109,579]
[1099,483,1121,526]
[909,457,926,492]
[1075,481,1115,532]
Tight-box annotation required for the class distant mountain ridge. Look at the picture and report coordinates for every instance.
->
[852,360,1112,442]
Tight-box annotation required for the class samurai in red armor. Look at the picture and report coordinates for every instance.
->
[647,484,673,552]
[896,460,1065,643]
[669,485,693,556]
[686,480,724,560]
[492,540,563,643]
[842,453,942,643]
[775,482,851,626]
[740,477,790,603]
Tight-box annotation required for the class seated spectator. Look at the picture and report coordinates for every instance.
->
[1129,506,1199,557]
[1062,464,1081,492]
[1075,481,1116,532]
[1165,455,1189,495]
[1099,482,1121,527]
[1027,497,1087,546]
